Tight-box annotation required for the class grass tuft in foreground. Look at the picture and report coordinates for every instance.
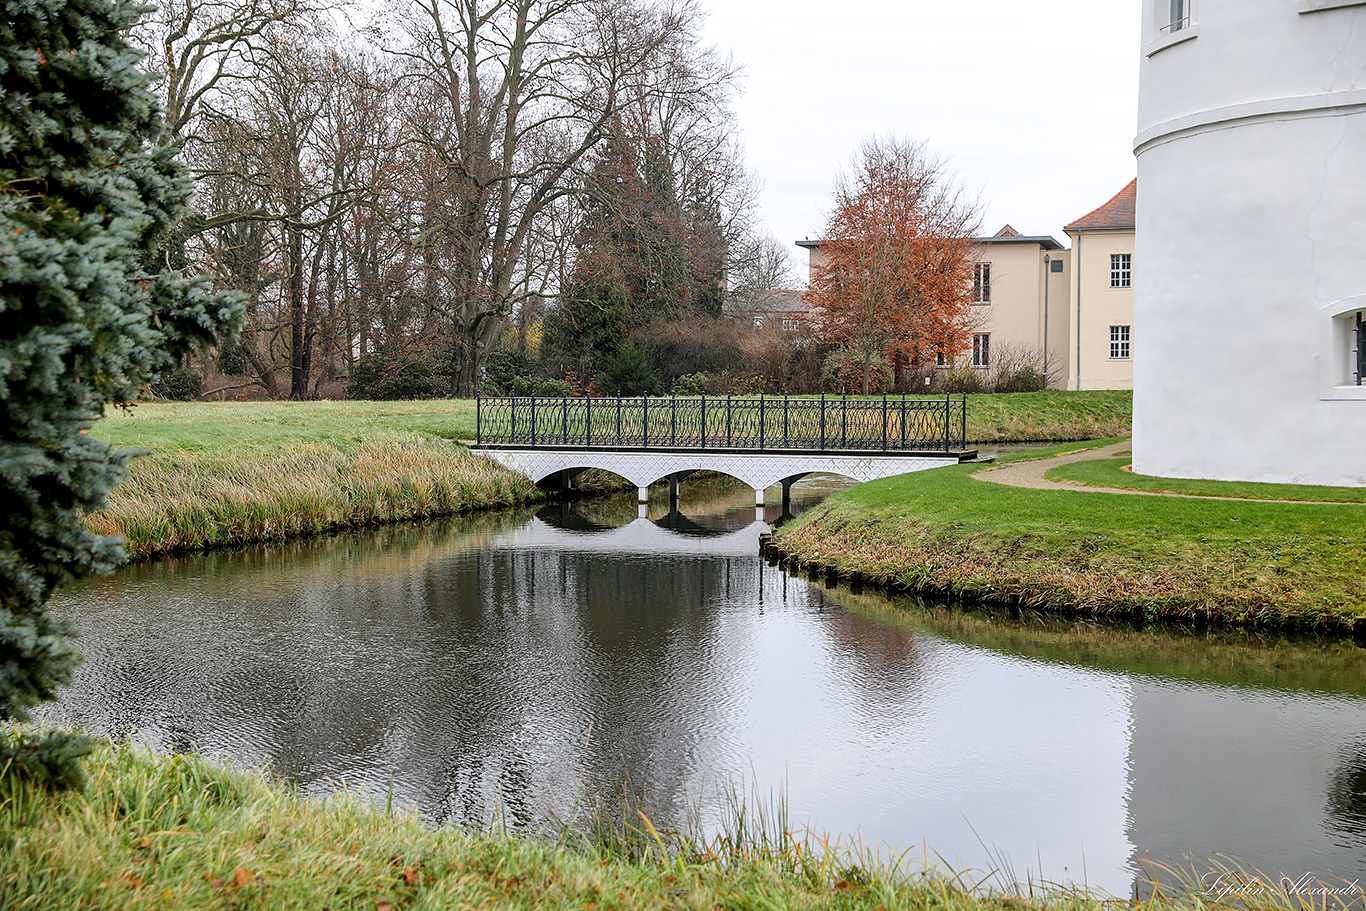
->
[89,433,543,558]
[1,739,1132,911]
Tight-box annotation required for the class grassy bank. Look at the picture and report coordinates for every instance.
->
[963,390,1129,442]
[768,441,1366,630]
[0,741,1126,911]
[90,433,541,559]
[86,394,1127,558]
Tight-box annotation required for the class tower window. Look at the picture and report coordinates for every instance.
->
[1165,0,1189,32]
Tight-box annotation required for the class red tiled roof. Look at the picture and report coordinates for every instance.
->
[1065,179,1137,231]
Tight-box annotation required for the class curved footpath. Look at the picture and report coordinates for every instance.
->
[975,440,1142,493]
[975,440,1365,504]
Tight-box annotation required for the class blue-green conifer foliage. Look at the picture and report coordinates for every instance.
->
[1,0,242,785]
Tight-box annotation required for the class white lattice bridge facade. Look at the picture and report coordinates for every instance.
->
[471,445,975,510]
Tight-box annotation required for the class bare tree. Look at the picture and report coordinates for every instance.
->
[385,0,722,395]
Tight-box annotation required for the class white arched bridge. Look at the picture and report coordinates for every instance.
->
[470,393,977,514]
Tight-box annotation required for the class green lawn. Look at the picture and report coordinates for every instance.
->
[1047,457,1366,504]
[92,399,479,451]
[92,391,1129,452]
[771,441,1366,628]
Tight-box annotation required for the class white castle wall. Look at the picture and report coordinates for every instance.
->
[1132,0,1366,486]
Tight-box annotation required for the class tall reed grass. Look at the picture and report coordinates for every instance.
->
[88,433,543,558]
[0,736,1177,911]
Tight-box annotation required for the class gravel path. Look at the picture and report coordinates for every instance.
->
[973,440,1147,494]
[974,440,1364,505]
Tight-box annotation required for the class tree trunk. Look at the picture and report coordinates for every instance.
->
[288,223,309,400]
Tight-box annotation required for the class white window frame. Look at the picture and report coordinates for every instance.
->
[971,333,990,369]
[781,316,799,332]
[1109,325,1131,360]
[1319,296,1366,400]
[1110,254,1132,289]
[1163,0,1190,33]
[934,348,948,368]
[972,262,992,305]
[1147,0,1197,55]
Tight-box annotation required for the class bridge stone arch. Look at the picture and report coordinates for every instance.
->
[473,447,971,511]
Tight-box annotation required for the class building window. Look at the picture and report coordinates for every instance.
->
[971,333,990,368]
[781,317,799,332]
[1164,0,1189,32]
[972,263,992,304]
[935,347,948,368]
[1110,325,1131,359]
[1354,311,1364,386]
[1110,253,1131,289]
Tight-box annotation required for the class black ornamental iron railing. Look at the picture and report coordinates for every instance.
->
[475,393,968,452]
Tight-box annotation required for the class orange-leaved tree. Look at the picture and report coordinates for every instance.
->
[802,137,981,393]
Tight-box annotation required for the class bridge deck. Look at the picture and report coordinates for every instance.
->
[476,393,969,453]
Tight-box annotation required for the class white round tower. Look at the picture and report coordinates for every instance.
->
[1132,0,1366,486]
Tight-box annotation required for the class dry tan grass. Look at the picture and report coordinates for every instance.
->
[88,434,542,558]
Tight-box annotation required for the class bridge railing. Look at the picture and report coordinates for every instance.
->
[475,393,968,452]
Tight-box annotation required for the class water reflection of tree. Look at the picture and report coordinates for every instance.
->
[805,585,926,716]
[1328,740,1366,837]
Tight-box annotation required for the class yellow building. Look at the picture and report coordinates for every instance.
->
[794,181,1138,392]
[1063,180,1136,391]
[797,227,1072,389]
[965,226,1072,389]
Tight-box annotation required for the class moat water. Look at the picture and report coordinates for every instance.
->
[45,476,1366,899]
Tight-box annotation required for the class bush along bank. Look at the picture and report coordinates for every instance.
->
[763,441,1366,634]
[88,433,545,559]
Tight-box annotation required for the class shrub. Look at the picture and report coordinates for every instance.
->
[939,367,987,394]
[717,371,769,394]
[346,351,449,400]
[632,316,751,388]
[600,342,662,395]
[507,376,573,397]
[821,349,893,394]
[484,349,541,395]
[673,372,715,395]
[996,366,1046,393]
[217,340,250,376]
[149,367,204,401]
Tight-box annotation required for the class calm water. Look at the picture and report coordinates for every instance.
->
[45,477,1366,899]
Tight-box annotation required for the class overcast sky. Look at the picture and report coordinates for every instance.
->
[698,0,1142,279]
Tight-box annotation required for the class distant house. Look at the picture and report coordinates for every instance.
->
[966,226,1071,388]
[722,288,807,331]
[792,184,1148,392]
[795,228,1074,387]
[1064,179,1137,391]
